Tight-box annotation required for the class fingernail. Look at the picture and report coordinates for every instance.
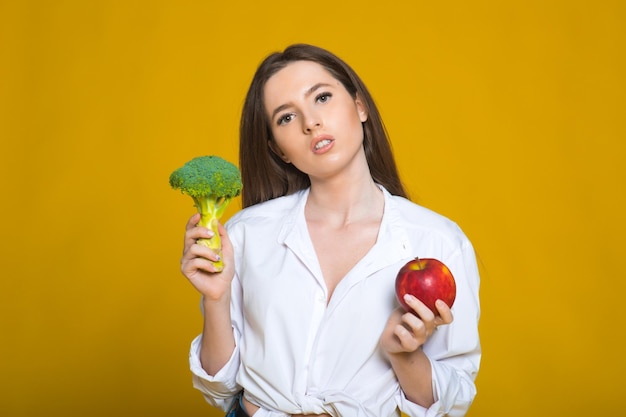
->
[404,294,415,303]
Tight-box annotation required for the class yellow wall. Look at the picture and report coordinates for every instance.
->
[1,1,624,416]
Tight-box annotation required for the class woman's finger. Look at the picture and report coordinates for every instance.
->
[185,212,201,230]
[394,321,421,352]
[183,219,215,253]
[182,242,221,264]
[434,299,454,325]
[403,295,435,321]
[403,294,440,334]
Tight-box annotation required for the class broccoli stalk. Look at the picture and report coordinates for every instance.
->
[169,155,242,271]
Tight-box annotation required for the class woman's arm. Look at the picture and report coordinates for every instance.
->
[181,214,237,375]
[381,296,453,407]
[381,238,481,415]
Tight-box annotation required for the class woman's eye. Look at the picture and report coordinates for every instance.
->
[277,113,295,126]
[316,92,332,103]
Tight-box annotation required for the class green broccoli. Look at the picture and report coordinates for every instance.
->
[169,155,242,271]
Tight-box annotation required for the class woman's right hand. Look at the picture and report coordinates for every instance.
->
[180,213,235,301]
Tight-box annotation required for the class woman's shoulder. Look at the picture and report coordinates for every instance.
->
[388,193,470,245]
[226,190,305,227]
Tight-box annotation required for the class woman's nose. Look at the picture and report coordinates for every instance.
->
[303,111,322,132]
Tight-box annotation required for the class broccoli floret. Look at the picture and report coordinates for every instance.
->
[169,155,242,271]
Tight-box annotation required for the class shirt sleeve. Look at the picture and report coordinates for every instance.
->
[188,220,247,410]
[396,357,478,417]
[398,237,481,417]
[189,328,242,411]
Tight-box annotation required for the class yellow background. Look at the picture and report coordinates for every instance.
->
[1,1,624,416]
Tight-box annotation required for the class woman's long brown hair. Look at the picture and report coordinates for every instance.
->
[239,44,407,208]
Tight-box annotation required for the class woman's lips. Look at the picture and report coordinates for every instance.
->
[311,135,334,154]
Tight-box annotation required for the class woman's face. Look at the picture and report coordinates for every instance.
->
[263,60,368,181]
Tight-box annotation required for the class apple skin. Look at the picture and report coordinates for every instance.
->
[395,258,456,315]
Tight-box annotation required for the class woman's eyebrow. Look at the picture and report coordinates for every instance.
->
[270,82,334,120]
[305,82,333,98]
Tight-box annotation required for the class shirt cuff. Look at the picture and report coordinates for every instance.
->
[397,356,476,417]
[397,393,432,417]
[189,333,241,408]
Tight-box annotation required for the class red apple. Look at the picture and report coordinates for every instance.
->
[395,257,456,315]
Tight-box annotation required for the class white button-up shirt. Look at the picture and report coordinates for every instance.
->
[190,187,481,417]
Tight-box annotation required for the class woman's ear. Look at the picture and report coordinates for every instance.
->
[355,94,368,123]
[268,140,291,163]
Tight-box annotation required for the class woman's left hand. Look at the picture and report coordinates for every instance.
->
[380,295,454,355]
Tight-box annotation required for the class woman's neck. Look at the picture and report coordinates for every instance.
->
[306,175,383,227]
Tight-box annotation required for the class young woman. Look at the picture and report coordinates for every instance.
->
[180,44,481,417]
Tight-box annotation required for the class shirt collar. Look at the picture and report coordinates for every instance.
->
[277,186,413,271]
[276,188,309,246]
